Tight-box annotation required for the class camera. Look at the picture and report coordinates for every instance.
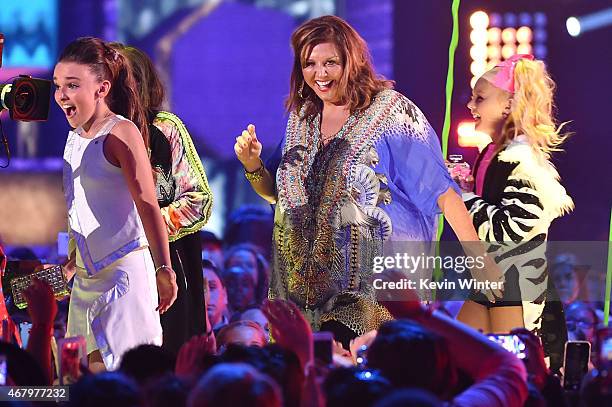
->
[0,33,51,121]
[0,76,51,121]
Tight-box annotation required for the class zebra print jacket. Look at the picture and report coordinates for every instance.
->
[463,135,573,244]
[462,135,573,333]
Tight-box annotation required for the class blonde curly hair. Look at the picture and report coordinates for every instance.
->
[497,58,570,159]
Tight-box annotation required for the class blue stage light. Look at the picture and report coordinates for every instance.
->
[489,13,503,27]
[566,8,612,37]
[534,12,547,27]
[534,44,548,59]
[504,12,517,27]
[519,12,532,27]
[534,28,547,43]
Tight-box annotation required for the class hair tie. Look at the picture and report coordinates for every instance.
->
[490,54,534,93]
[103,43,120,62]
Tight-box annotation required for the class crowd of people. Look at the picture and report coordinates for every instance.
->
[0,247,610,406]
[3,229,608,406]
[0,12,609,407]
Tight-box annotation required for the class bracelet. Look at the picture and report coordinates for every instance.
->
[244,159,265,183]
[155,265,172,275]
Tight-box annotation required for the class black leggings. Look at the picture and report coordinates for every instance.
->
[160,232,207,357]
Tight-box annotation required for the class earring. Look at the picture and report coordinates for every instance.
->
[298,82,304,98]
[503,98,513,118]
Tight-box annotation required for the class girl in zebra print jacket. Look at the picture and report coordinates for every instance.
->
[456,55,573,350]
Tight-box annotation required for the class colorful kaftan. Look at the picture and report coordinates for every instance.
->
[268,89,459,334]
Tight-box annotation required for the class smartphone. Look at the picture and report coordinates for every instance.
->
[487,334,527,359]
[58,336,86,385]
[19,322,32,348]
[313,331,334,365]
[0,355,6,385]
[563,340,591,391]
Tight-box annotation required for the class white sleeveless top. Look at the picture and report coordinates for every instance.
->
[63,115,148,276]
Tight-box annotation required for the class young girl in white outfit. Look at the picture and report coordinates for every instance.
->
[54,37,178,371]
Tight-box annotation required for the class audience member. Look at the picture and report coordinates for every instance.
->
[0,342,47,386]
[373,388,442,407]
[214,344,303,407]
[231,306,270,337]
[201,231,224,269]
[222,266,258,314]
[324,367,392,407]
[566,301,599,343]
[223,205,273,256]
[216,320,268,350]
[202,260,229,333]
[224,243,269,308]
[187,362,282,407]
[175,334,216,383]
[375,293,529,407]
[143,373,191,407]
[511,327,567,406]
[551,253,581,306]
[119,344,175,386]
[68,371,141,407]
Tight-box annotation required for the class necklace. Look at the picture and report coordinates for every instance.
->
[318,112,353,145]
[320,131,338,144]
[319,110,355,146]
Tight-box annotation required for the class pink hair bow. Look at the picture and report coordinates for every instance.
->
[490,54,534,93]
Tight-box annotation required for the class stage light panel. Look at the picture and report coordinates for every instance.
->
[517,43,532,55]
[487,27,502,44]
[470,44,487,60]
[502,44,517,59]
[470,29,488,45]
[502,27,517,44]
[470,11,489,30]
[487,45,501,60]
[516,26,533,43]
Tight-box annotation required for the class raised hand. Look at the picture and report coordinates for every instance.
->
[349,330,377,363]
[156,267,178,314]
[511,327,548,389]
[375,268,423,318]
[234,124,263,171]
[62,256,77,282]
[175,333,216,379]
[262,299,313,369]
[23,278,58,326]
